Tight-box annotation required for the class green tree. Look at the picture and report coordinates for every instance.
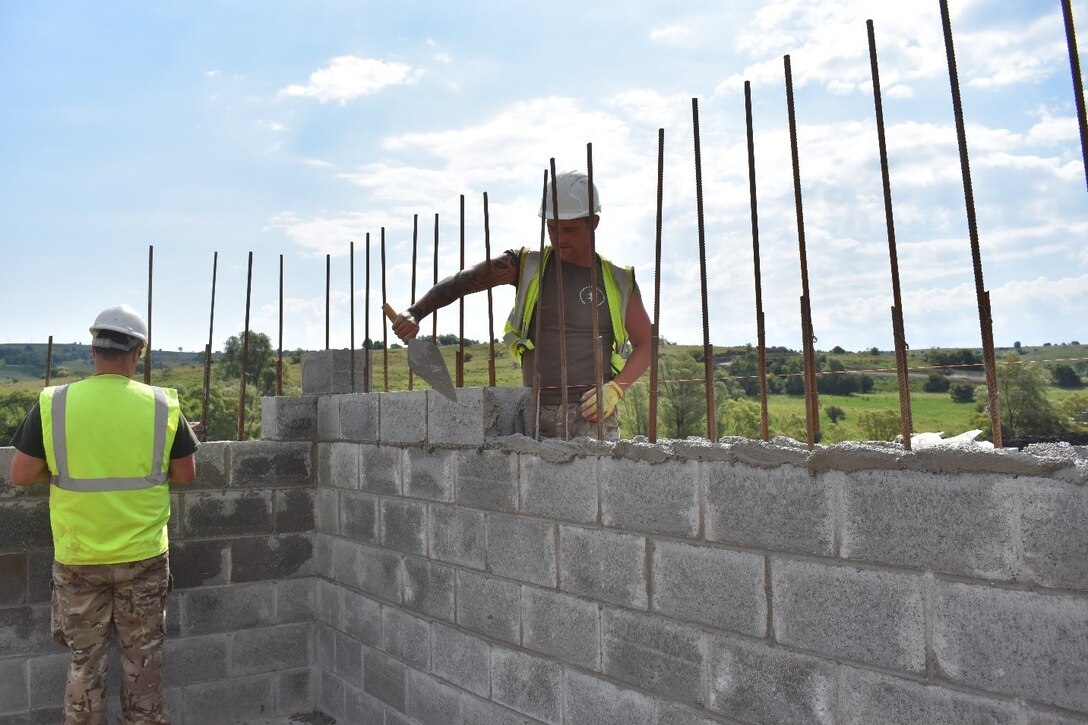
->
[949,383,975,403]
[996,353,1062,437]
[1058,394,1088,430]
[0,390,39,442]
[857,410,901,441]
[620,381,650,438]
[826,405,846,424]
[658,354,706,438]
[923,373,951,393]
[721,398,761,438]
[219,331,276,397]
[1050,364,1082,389]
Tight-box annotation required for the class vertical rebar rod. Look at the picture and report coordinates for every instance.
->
[549,158,571,438]
[409,214,418,390]
[364,233,371,393]
[145,245,153,384]
[692,98,718,442]
[277,254,284,397]
[784,56,820,448]
[201,251,218,440]
[433,214,440,343]
[533,172,549,437]
[45,336,53,386]
[350,242,355,393]
[586,143,604,439]
[1063,0,1088,193]
[325,254,331,351]
[867,19,913,449]
[238,251,253,441]
[745,81,771,442]
[458,196,466,388]
[939,0,1002,447]
[483,192,497,387]
[649,129,664,443]
[381,228,389,392]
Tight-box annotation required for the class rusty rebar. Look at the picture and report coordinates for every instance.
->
[939,0,1002,447]
[692,98,718,441]
[364,232,371,393]
[458,195,466,388]
[1063,0,1088,193]
[784,56,820,448]
[433,213,440,343]
[325,254,331,351]
[349,242,355,393]
[549,158,571,439]
[381,227,389,392]
[45,336,53,386]
[201,251,218,440]
[533,171,549,437]
[745,81,771,442]
[649,128,664,443]
[145,245,153,384]
[277,253,284,397]
[238,251,253,441]
[409,214,418,390]
[483,192,497,387]
[868,19,913,449]
[586,143,604,439]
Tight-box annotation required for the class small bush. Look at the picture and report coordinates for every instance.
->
[949,383,975,403]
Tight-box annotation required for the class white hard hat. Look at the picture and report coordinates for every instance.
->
[89,304,148,351]
[539,171,601,220]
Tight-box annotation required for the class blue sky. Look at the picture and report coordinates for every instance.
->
[1,0,1085,355]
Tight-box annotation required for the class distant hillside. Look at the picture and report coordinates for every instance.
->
[0,343,207,383]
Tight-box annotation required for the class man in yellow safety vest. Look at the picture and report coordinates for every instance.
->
[9,304,198,724]
[391,171,651,438]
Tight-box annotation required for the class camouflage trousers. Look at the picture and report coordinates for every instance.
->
[51,552,172,725]
[534,404,620,440]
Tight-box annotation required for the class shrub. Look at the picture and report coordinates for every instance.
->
[949,383,975,403]
[923,372,951,393]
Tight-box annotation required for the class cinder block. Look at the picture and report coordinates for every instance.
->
[601,458,699,537]
[654,702,725,725]
[491,647,563,724]
[840,469,1018,580]
[1019,479,1088,590]
[182,491,273,538]
[0,552,27,606]
[275,577,316,624]
[231,534,313,583]
[566,670,657,725]
[334,628,363,683]
[339,586,381,647]
[26,652,66,708]
[706,634,835,724]
[168,535,228,587]
[343,684,385,725]
[332,540,401,603]
[402,557,455,622]
[231,623,311,676]
[363,646,406,712]
[652,539,765,637]
[559,525,647,608]
[317,395,341,441]
[771,557,925,672]
[0,657,26,712]
[0,499,52,551]
[261,395,318,441]
[934,580,1088,712]
[191,440,229,489]
[487,513,556,587]
[457,449,518,512]
[181,674,274,723]
[405,446,455,502]
[381,499,428,555]
[360,444,402,495]
[429,505,485,569]
[382,606,430,670]
[461,692,538,725]
[315,488,338,535]
[301,349,367,395]
[229,440,312,488]
[26,548,53,604]
[406,669,461,725]
[181,582,275,636]
[319,442,360,490]
[0,604,55,656]
[601,608,704,705]
[427,387,529,445]
[522,587,599,670]
[341,393,379,443]
[457,570,521,643]
[520,455,598,523]
[379,391,428,445]
[317,578,340,629]
[705,463,833,556]
[840,667,1020,725]
[339,491,377,544]
[274,668,316,716]
[431,622,490,697]
[318,667,345,721]
[316,621,335,670]
[313,532,334,581]
[275,488,315,533]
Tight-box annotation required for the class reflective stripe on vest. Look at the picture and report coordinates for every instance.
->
[48,383,171,492]
[503,246,634,373]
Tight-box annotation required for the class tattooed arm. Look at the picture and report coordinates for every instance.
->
[392,251,520,342]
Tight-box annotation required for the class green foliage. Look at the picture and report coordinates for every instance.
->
[923,373,952,393]
[219,331,276,397]
[1050,364,1082,389]
[721,398,761,438]
[857,409,902,441]
[996,354,1063,437]
[923,348,982,370]
[658,354,707,438]
[949,383,976,403]
[0,390,39,442]
[826,405,846,424]
[619,382,650,438]
[772,412,808,442]
[1058,394,1088,430]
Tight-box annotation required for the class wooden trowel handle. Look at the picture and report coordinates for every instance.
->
[383,303,398,322]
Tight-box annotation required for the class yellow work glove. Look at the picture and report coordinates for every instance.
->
[580,380,624,422]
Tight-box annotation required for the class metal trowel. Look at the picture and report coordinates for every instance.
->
[383,304,458,401]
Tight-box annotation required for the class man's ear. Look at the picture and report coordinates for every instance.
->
[591,214,600,230]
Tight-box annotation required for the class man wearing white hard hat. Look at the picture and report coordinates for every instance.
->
[392,171,651,438]
[9,304,198,724]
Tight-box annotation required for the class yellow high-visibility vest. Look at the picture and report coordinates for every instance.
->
[40,374,180,565]
[503,246,634,374]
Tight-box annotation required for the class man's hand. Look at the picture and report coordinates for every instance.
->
[580,381,624,422]
[391,312,420,343]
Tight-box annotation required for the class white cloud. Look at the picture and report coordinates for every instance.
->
[279,56,424,105]
[650,25,696,46]
[257,120,286,132]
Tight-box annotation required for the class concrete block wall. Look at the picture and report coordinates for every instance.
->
[263,374,1088,724]
[0,438,318,724]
